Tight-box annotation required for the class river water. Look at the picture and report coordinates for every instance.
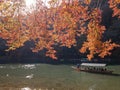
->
[0,64,119,90]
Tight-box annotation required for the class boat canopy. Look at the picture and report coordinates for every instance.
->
[81,63,106,67]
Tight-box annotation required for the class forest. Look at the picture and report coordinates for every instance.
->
[0,0,120,62]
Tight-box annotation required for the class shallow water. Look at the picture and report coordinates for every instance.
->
[0,64,120,90]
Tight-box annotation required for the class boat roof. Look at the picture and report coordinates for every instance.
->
[81,63,106,67]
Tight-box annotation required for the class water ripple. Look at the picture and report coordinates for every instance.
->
[21,87,31,90]
[21,64,36,69]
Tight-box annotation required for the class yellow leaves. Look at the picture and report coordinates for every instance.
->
[52,34,59,41]
[84,0,91,5]
[49,0,58,4]
[32,38,49,53]
[0,1,16,17]
[0,2,6,11]
[48,0,60,8]
[6,34,29,51]
[114,0,120,3]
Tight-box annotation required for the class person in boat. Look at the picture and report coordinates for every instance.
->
[76,64,80,69]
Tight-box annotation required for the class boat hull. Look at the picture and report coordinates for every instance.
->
[80,69,113,74]
[71,66,80,71]
[72,66,113,74]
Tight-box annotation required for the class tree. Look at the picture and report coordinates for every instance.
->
[0,0,29,51]
[0,0,120,60]
[46,0,119,60]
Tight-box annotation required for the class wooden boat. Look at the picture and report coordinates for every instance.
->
[72,63,113,74]
[71,66,81,71]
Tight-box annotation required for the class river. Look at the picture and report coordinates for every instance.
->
[0,64,120,90]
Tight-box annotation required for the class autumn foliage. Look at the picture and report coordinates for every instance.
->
[0,0,120,60]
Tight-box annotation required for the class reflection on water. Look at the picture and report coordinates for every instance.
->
[0,66,5,68]
[21,87,31,90]
[88,84,96,90]
[21,87,55,90]
[0,64,119,90]
[6,74,9,77]
[21,64,36,69]
[26,74,34,79]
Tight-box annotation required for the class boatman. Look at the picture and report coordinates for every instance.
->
[76,64,80,69]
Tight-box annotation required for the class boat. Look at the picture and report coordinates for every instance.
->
[72,63,113,74]
[71,66,81,71]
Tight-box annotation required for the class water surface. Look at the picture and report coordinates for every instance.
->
[0,64,120,90]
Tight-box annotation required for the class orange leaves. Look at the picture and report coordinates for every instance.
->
[109,0,120,18]
[80,42,88,53]
[80,8,111,60]
[54,0,88,50]
[46,49,57,60]
[87,54,94,61]
[48,0,58,6]
[98,40,120,58]
[80,17,119,60]
[84,0,91,5]
[0,0,120,60]
[112,7,120,18]
[0,1,29,51]
[58,29,76,48]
